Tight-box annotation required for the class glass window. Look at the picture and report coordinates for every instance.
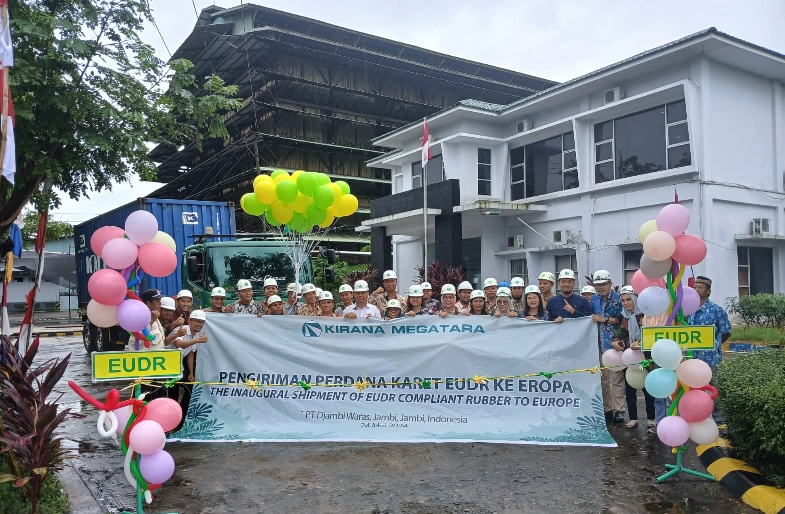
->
[564,151,577,170]
[623,248,643,286]
[595,142,613,162]
[737,246,773,296]
[510,132,578,200]
[412,155,444,188]
[666,99,687,123]
[510,258,528,284]
[478,148,492,196]
[563,132,575,151]
[667,124,689,145]
[595,162,614,184]
[595,121,613,142]
[667,145,692,169]
[554,254,577,293]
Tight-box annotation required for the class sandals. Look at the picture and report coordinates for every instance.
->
[625,420,638,429]
[647,420,656,428]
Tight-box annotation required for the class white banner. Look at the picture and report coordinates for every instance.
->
[171,315,615,446]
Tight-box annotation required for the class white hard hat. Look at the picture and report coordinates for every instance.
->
[386,299,402,309]
[382,270,397,280]
[408,285,423,297]
[315,288,323,297]
[286,283,299,293]
[301,283,317,294]
[469,290,486,300]
[524,285,540,295]
[592,270,611,284]
[421,282,432,290]
[620,285,636,295]
[354,280,369,292]
[319,291,333,301]
[558,269,576,280]
[581,285,598,295]
[510,277,525,287]
[263,277,278,288]
[266,295,283,305]
[338,284,353,293]
[440,284,456,295]
[236,279,252,290]
[497,287,512,297]
[211,287,226,297]
[482,278,498,288]
[458,281,473,291]
[160,297,176,310]
[538,272,556,283]
[177,289,193,299]
[190,309,207,321]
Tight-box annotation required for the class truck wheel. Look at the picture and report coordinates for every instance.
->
[82,321,95,354]
[94,327,108,352]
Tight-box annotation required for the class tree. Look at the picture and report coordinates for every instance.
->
[21,210,73,244]
[0,0,241,234]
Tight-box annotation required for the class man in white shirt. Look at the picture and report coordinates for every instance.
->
[342,280,382,319]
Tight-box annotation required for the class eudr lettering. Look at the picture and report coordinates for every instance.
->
[107,355,167,373]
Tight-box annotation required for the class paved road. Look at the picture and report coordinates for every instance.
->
[42,335,756,514]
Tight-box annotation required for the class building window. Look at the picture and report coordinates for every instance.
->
[510,258,527,284]
[594,100,691,184]
[737,246,773,296]
[509,131,578,201]
[412,155,444,189]
[554,254,577,293]
[478,148,491,195]
[623,248,643,287]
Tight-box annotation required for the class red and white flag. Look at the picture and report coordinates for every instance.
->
[0,71,14,186]
[421,118,431,169]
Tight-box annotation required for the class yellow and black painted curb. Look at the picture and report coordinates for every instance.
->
[697,437,785,514]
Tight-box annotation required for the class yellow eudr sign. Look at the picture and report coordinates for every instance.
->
[92,350,182,382]
[641,326,715,351]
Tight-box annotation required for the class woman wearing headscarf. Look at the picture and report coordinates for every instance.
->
[613,286,655,429]
[492,287,519,318]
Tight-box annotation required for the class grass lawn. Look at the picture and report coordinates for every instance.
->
[729,326,785,345]
[0,457,69,514]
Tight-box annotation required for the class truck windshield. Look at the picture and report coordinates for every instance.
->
[206,245,311,291]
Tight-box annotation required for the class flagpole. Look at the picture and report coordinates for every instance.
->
[423,159,428,283]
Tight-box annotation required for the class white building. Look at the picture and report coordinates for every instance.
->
[362,29,785,306]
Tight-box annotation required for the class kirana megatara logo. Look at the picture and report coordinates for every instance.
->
[302,320,322,337]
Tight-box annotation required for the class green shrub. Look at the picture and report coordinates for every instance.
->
[715,348,785,486]
[0,456,69,514]
[725,294,785,328]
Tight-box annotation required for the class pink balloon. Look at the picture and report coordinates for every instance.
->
[642,231,676,261]
[138,242,178,278]
[601,349,624,367]
[676,359,712,388]
[680,286,701,316]
[630,269,665,294]
[657,415,691,447]
[90,226,125,257]
[622,348,645,368]
[125,210,159,246]
[113,406,132,435]
[86,299,118,328]
[671,234,707,266]
[139,449,175,484]
[116,299,151,332]
[144,398,183,432]
[128,420,166,455]
[656,204,690,236]
[101,237,139,270]
[678,390,714,423]
[88,269,128,306]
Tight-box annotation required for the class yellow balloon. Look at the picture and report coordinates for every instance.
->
[255,180,277,204]
[292,193,311,214]
[151,231,177,253]
[339,193,359,216]
[639,219,659,243]
[271,202,294,224]
[327,182,342,201]
[291,170,304,182]
[319,208,335,228]
[274,172,290,183]
[253,174,272,187]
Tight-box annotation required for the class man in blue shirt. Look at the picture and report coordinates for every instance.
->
[589,269,624,424]
[686,276,731,370]
[545,269,593,322]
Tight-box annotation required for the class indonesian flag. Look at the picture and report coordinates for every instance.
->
[421,118,431,169]
[0,87,14,186]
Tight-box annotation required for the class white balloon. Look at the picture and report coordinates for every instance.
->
[651,338,684,370]
[151,231,177,253]
[689,418,719,445]
[625,368,648,390]
[637,286,671,316]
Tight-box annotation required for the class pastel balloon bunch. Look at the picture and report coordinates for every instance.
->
[69,382,183,505]
[240,169,359,232]
[87,211,178,348]
[639,340,719,447]
[633,203,707,321]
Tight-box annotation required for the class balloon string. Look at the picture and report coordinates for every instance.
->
[667,385,686,417]
[665,266,677,326]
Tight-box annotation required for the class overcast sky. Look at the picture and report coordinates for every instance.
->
[53,0,785,224]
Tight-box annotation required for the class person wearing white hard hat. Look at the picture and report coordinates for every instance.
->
[262,277,279,300]
[493,287,518,318]
[519,285,549,321]
[580,285,597,301]
[284,283,300,316]
[205,287,227,313]
[370,270,406,312]
[468,290,488,316]
[296,283,322,317]
[266,295,285,315]
[342,280,382,319]
[175,289,194,324]
[334,284,354,316]
[437,283,460,318]
[420,282,442,312]
[509,277,526,311]
[538,271,556,306]
[317,290,339,317]
[482,278,499,314]
[545,269,592,323]
[170,308,209,424]
[225,279,264,317]
[589,269,624,424]
[456,281,473,315]
[384,299,404,320]
[159,296,183,337]
[404,284,434,316]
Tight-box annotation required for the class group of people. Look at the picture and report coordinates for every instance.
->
[129,266,731,434]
